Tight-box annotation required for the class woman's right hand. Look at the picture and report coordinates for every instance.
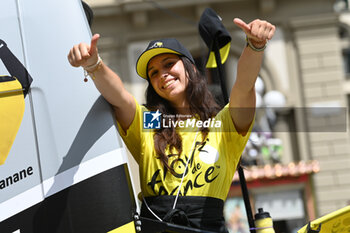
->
[67,33,135,131]
[67,34,100,70]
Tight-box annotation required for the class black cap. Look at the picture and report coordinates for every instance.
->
[198,8,231,68]
[254,208,271,220]
[136,38,195,79]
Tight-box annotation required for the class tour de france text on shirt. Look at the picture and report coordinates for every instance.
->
[148,164,219,196]
[147,139,221,196]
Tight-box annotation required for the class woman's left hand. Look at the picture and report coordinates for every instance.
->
[229,18,275,134]
[233,18,275,48]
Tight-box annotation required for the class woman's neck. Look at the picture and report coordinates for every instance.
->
[172,99,191,116]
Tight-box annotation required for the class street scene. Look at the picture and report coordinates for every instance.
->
[1,0,350,232]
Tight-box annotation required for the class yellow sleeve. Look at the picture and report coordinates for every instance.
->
[116,98,144,164]
[214,104,254,172]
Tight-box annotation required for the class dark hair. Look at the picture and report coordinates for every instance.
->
[145,56,221,172]
[82,1,94,27]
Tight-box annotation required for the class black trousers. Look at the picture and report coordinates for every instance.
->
[140,195,229,233]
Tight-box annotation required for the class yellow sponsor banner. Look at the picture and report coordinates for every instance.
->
[0,76,25,165]
[108,221,136,233]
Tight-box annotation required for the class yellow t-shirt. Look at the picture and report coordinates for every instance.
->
[117,99,252,201]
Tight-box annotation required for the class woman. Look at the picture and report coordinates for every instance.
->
[68,18,275,232]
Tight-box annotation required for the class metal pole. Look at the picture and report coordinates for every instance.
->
[238,166,256,233]
[212,40,256,233]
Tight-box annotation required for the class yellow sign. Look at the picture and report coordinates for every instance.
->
[0,76,25,165]
[298,205,350,233]
[108,221,136,233]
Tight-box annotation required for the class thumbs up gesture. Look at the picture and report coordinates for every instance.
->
[233,18,275,49]
[68,34,100,70]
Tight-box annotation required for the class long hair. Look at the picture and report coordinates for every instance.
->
[145,56,221,172]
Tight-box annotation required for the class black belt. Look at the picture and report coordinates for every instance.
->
[141,195,228,233]
[0,39,33,97]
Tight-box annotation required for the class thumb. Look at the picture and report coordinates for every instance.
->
[89,33,100,55]
[233,18,250,34]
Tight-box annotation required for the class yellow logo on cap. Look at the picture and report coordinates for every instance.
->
[149,42,163,49]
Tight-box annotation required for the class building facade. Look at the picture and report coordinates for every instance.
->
[84,0,350,229]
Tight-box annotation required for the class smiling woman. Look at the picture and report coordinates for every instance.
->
[147,53,189,106]
[67,17,275,232]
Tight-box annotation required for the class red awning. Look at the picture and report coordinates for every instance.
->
[233,160,320,182]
